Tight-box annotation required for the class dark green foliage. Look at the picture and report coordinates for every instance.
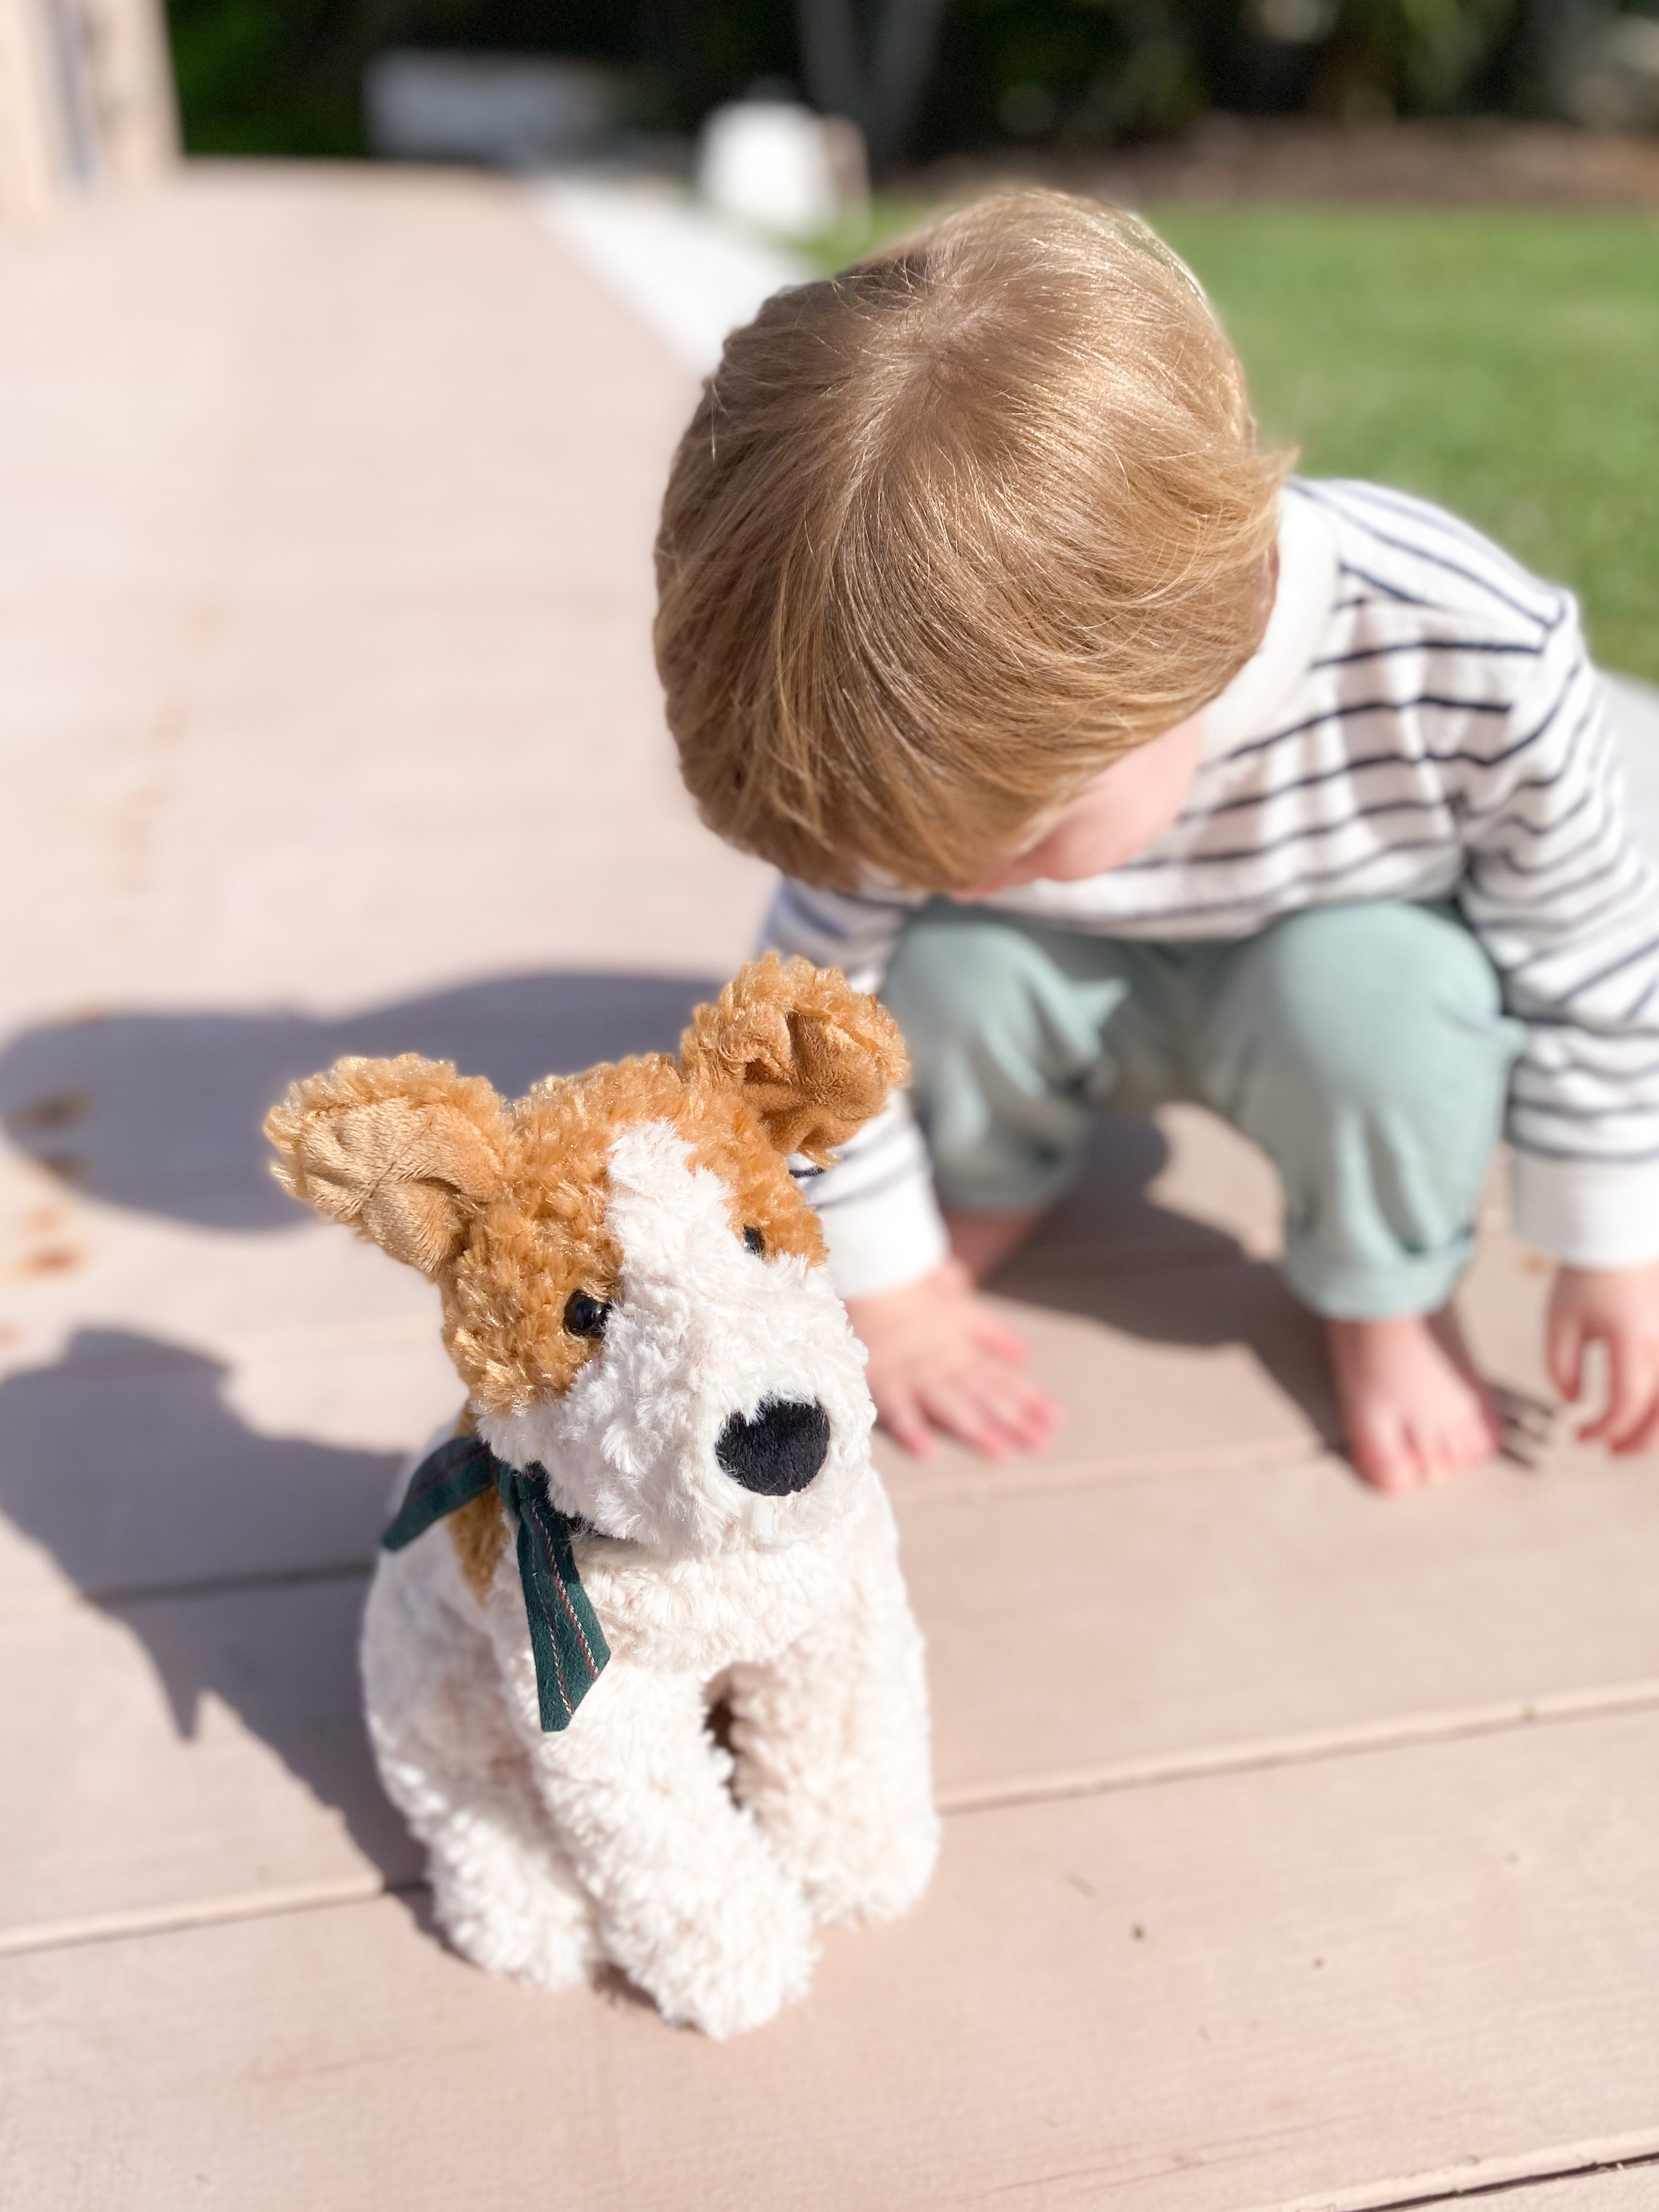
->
[911,0,1548,158]
[167,0,367,153]
[164,0,796,156]
[915,0,1206,155]
[165,0,1591,162]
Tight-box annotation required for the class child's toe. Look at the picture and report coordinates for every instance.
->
[1350,1419,1422,1494]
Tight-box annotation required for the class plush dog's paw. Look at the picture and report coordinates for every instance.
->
[801,1804,942,1928]
[443,1898,597,1993]
[425,1822,599,1992]
[431,1849,601,1991]
[646,1875,818,2038]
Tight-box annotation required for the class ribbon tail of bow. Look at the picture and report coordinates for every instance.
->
[382,1435,497,1552]
[514,1480,611,1731]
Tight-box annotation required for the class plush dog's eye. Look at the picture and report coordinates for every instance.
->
[562,1291,611,1340]
[743,1226,766,1257]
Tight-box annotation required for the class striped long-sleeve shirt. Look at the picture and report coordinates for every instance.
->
[765,478,1659,1297]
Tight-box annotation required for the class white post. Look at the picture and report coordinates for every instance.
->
[0,0,68,218]
[0,0,177,221]
[85,0,180,183]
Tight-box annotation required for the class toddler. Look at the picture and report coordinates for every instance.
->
[654,188,1659,1492]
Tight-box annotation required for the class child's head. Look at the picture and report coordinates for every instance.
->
[655,187,1289,895]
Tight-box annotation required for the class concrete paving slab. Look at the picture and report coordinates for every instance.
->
[917,1446,1659,1805]
[6,1435,1659,1950]
[5,1712,1659,2212]
[0,1171,438,1385]
[0,165,771,1028]
[0,1577,413,1949]
[1485,2176,1659,2211]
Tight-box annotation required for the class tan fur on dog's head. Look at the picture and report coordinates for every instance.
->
[265,957,904,1420]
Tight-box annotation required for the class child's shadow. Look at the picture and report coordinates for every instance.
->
[991,1112,1554,1467]
[989,1111,1345,1449]
[0,1327,419,1883]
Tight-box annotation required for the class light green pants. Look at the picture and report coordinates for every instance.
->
[882,899,1524,1320]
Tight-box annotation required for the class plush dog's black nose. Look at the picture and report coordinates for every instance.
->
[715,1397,831,1495]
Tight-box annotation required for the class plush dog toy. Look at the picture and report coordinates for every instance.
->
[265,956,939,2037]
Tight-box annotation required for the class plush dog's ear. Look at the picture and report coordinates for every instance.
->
[679,955,908,1164]
[264,1055,507,1276]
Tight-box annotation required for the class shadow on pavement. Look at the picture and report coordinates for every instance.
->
[0,1327,415,1883]
[994,1124,1553,1465]
[0,969,720,1231]
[985,1112,1343,1449]
[0,963,1357,1462]
[1009,1251,1343,1449]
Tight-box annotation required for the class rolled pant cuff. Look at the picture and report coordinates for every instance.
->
[1281,1235,1474,1321]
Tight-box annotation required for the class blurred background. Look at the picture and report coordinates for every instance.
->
[153,0,1659,164]
[1,0,1655,680]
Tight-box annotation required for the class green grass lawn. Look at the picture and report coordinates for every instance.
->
[817,202,1659,681]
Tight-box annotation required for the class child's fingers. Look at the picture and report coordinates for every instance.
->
[875,1385,938,1461]
[1605,1351,1659,1455]
[1547,1310,1585,1403]
[968,1372,1050,1456]
[1613,1389,1659,1457]
[1005,1371,1065,1445]
[925,1360,1057,1459]
[968,1310,1031,1366]
[917,1375,1017,1459]
[974,1363,1061,1451]
[865,1303,1060,1461]
[1576,1336,1647,1448]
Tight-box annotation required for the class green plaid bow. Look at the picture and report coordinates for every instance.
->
[382,1433,610,1731]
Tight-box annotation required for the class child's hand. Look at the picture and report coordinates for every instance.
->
[1546,1263,1659,1454]
[843,1259,1063,1461]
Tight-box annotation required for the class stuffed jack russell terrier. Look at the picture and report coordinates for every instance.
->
[265,957,939,2037]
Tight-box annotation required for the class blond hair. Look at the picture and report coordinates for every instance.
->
[654,188,1291,893]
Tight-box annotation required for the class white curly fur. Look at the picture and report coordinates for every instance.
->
[361,1120,939,2037]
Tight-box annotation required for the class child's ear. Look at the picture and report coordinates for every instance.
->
[679,955,908,1163]
[264,1055,507,1276]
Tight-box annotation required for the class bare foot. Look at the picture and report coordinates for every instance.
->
[1324,1308,1503,1494]
[843,1253,1063,1460]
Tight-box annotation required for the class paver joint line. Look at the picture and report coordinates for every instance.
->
[889,1433,1338,1509]
[1231,2130,1659,2211]
[6,1671,1656,1963]
[939,1674,1659,1813]
[0,1873,426,1961]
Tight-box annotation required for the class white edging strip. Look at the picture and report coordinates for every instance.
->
[536,177,810,377]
